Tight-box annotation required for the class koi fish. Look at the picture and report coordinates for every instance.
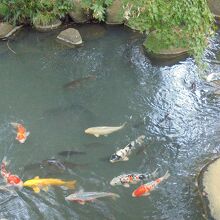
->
[110,168,159,188]
[65,191,120,205]
[132,171,170,197]
[109,135,145,163]
[58,150,86,157]
[10,122,30,143]
[1,157,23,189]
[63,75,96,89]
[23,176,76,193]
[85,122,127,137]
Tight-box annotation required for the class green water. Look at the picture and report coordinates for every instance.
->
[0,24,220,220]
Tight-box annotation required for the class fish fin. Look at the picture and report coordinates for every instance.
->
[78,201,86,205]
[94,134,100,137]
[34,176,40,179]
[26,132,30,137]
[143,192,150,197]
[33,187,41,193]
[42,186,49,192]
[111,194,120,200]
[123,183,130,188]
[10,122,19,128]
[123,157,129,161]
[64,180,76,189]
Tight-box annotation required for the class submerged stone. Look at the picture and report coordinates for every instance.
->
[197,156,220,220]
[34,19,62,32]
[57,28,82,46]
[0,22,22,39]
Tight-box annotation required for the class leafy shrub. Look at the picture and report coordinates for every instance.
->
[122,0,215,62]
[0,0,73,25]
[81,0,113,21]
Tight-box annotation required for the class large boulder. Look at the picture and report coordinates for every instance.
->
[143,31,188,61]
[197,156,220,220]
[106,0,124,25]
[57,28,82,46]
[208,0,220,23]
[69,0,89,23]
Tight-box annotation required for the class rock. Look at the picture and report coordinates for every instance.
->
[197,156,220,220]
[208,0,220,15]
[106,0,124,25]
[143,31,188,61]
[69,0,89,23]
[34,19,62,32]
[57,28,82,46]
[78,24,106,41]
[0,22,22,39]
[206,72,220,83]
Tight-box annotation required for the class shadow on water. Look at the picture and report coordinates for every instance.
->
[0,26,220,219]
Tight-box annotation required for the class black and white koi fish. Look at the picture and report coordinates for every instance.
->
[110,168,159,188]
[109,135,145,163]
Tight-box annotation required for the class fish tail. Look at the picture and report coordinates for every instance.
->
[162,170,170,181]
[64,180,76,189]
[111,193,120,200]
[122,122,127,127]
[2,156,10,166]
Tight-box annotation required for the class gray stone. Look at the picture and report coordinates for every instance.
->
[0,22,14,39]
[208,0,220,23]
[57,28,82,46]
[69,0,89,23]
[106,0,124,25]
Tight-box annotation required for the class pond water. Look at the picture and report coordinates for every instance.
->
[0,24,220,220]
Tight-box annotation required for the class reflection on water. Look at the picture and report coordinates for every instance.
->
[0,24,220,219]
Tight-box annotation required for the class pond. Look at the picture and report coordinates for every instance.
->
[0,24,220,220]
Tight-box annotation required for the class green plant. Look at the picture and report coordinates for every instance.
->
[0,3,9,18]
[81,0,113,21]
[1,0,37,24]
[0,0,73,25]
[122,0,215,62]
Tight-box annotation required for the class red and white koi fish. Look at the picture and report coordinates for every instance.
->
[132,171,170,197]
[110,168,159,188]
[1,157,23,188]
[11,122,30,143]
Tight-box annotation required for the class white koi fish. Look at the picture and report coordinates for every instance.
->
[85,122,126,137]
[109,135,145,163]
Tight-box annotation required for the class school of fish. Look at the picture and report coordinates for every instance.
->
[0,97,170,211]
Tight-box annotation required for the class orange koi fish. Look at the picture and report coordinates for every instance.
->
[132,171,170,197]
[11,122,30,143]
[1,157,23,189]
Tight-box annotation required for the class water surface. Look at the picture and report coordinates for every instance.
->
[0,24,220,220]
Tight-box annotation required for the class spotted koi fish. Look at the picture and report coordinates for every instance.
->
[110,168,159,188]
[109,135,145,163]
